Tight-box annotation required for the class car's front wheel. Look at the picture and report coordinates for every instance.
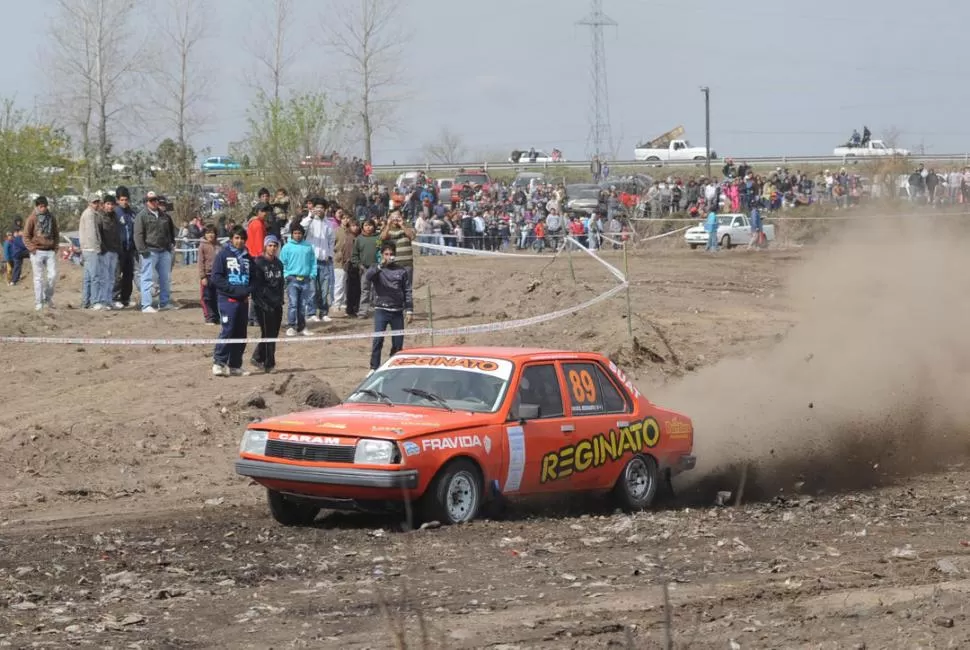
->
[266,489,320,526]
[421,460,482,525]
[613,454,659,511]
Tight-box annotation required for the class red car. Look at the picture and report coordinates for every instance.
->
[300,154,337,169]
[235,347,695,527]
[450,170,492,205]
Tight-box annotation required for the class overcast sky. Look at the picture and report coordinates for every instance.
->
[5,0,968,164]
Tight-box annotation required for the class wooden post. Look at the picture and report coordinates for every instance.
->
[426,284,435,347]
[624,241,633,338]
[567,240,577,283]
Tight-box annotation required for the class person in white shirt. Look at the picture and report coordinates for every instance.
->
[300,198,335,323]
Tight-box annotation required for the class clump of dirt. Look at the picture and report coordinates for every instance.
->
[660,216,970,500]
[277,374,342,409]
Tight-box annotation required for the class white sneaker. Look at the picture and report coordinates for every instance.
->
[301,329,313,336]
[102,304,112,311]
[112,301,125,309]
[321,315,333,323]
[212,364,228,377]
[229,368,251,377]
[34,303,43,311]
[308,315,321,323]
[286,327,297,337]
[142,306,158,313]
[92,304,104,311]
[159,303,180,311]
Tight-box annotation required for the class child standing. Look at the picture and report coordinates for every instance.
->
[351,219,379,319]
[250,235,285,372]
[197,225,219,324]
[278,223,316,337]
[211,227,251,377]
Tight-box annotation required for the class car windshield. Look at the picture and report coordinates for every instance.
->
[576,189,601,199]
[345,354,513,413]
[718,216,736,225]
[455,174,489,185]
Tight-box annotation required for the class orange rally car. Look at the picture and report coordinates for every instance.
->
[235,347,695,526]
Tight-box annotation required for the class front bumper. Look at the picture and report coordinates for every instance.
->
[235,459,419,489]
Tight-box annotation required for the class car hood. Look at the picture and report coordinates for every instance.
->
[251,403,495,439]
[685,223,707,234]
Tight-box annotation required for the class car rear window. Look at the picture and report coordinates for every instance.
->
[455,174,489,185]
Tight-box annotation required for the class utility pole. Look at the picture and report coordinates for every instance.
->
[700,86,711,178]
[578,0,617,160]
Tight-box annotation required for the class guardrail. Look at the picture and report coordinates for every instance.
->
[365,154,970,174]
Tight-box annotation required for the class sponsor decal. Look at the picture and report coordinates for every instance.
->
[371,426,406,434]
[330,411,427,421]
[314,421,347,429]
[422,435,484,452]
[483,436,492,455]
[276,433,348,446]
[503,426,526,492]
[402,441,421,456]
[539,417,660,483]
[391,356,500,372]
[665,417,692,440]
[608,361,641,399]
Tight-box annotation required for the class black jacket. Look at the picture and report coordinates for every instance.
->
[97,210,122,254]
[250,255,284,310]
[133,207,175,253]
[364,263,413,312]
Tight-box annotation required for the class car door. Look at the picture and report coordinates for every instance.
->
[559,361,635,490]
[501,363,579,496]
[731,216,748,244]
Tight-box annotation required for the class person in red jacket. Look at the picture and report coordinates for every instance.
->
[245,203,270,325]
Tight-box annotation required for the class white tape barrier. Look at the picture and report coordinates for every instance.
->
[0,239,627,346]
[412,241,548,258]
[631,209,970,222]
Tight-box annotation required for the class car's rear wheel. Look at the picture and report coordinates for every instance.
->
[266,489,320,526]
[720,234,732,249]
[613,454,659,511]
[421,459,482,525]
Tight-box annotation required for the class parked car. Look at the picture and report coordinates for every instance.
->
[509,149,565,163]
[436,177,454,205]
[450,171,492,205]
[635,126,715,162]
[512,172,546,192]
[300,154,337,169]
[201,156,242,172]
[684,213,776,249]
[833,140,909,158]
[235,347,696,526]
[565,183,602,213]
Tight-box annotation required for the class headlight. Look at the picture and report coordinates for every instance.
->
[354,439,396,464]
[240,430,268,456]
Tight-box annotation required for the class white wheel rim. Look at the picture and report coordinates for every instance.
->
[446,471,477,522]
[625,458,651,499]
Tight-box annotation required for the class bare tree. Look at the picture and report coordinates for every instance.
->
[43,0,143,186]
[251,0,297,102]
[882,125,903,149]
[323,0,409,163]
[152,0,211,182]
[421,128,467,165]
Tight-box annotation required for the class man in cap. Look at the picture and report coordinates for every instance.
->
[23,196,60,310]
[78,193,104,309]
[134,190,177,312]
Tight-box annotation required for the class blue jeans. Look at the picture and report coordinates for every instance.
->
[370,308,404,370]
[139,249,173,309]
[82,251,101,307]
[309,259,333,317]
[99,252,118,305]
[706,230,718,251]
[286,277,313,331]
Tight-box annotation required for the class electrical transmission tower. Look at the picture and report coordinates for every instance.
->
[577,0,617,160]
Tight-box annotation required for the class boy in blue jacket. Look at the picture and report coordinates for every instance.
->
[211,226,252,377]
[4,229,28,285]
[278,223,317,336]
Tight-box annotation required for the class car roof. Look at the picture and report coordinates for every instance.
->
[401,346,601,362]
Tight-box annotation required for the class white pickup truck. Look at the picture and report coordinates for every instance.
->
[833,140,909,158]
[634,125,715,162]
[684,213,776,249]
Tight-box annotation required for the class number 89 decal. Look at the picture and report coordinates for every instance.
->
[568,369,597,403]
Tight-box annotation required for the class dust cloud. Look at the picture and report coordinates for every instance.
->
[658,216,970,501]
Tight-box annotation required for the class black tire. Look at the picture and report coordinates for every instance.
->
[266,489,320,526]
[420,459,482,525]
[689,244,699,250]
[693,156,706,161]
[720,234,732,249]
[613,454,659,511]
[647,156,661,162]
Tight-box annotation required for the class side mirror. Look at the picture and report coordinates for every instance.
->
[517,403,541,423]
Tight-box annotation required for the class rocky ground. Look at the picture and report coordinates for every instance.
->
[1,234,968,648]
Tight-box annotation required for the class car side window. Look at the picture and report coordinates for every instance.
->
[514,364,564,419]
[563,363,628,415]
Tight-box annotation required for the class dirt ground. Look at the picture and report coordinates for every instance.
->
[2,233,970,649]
